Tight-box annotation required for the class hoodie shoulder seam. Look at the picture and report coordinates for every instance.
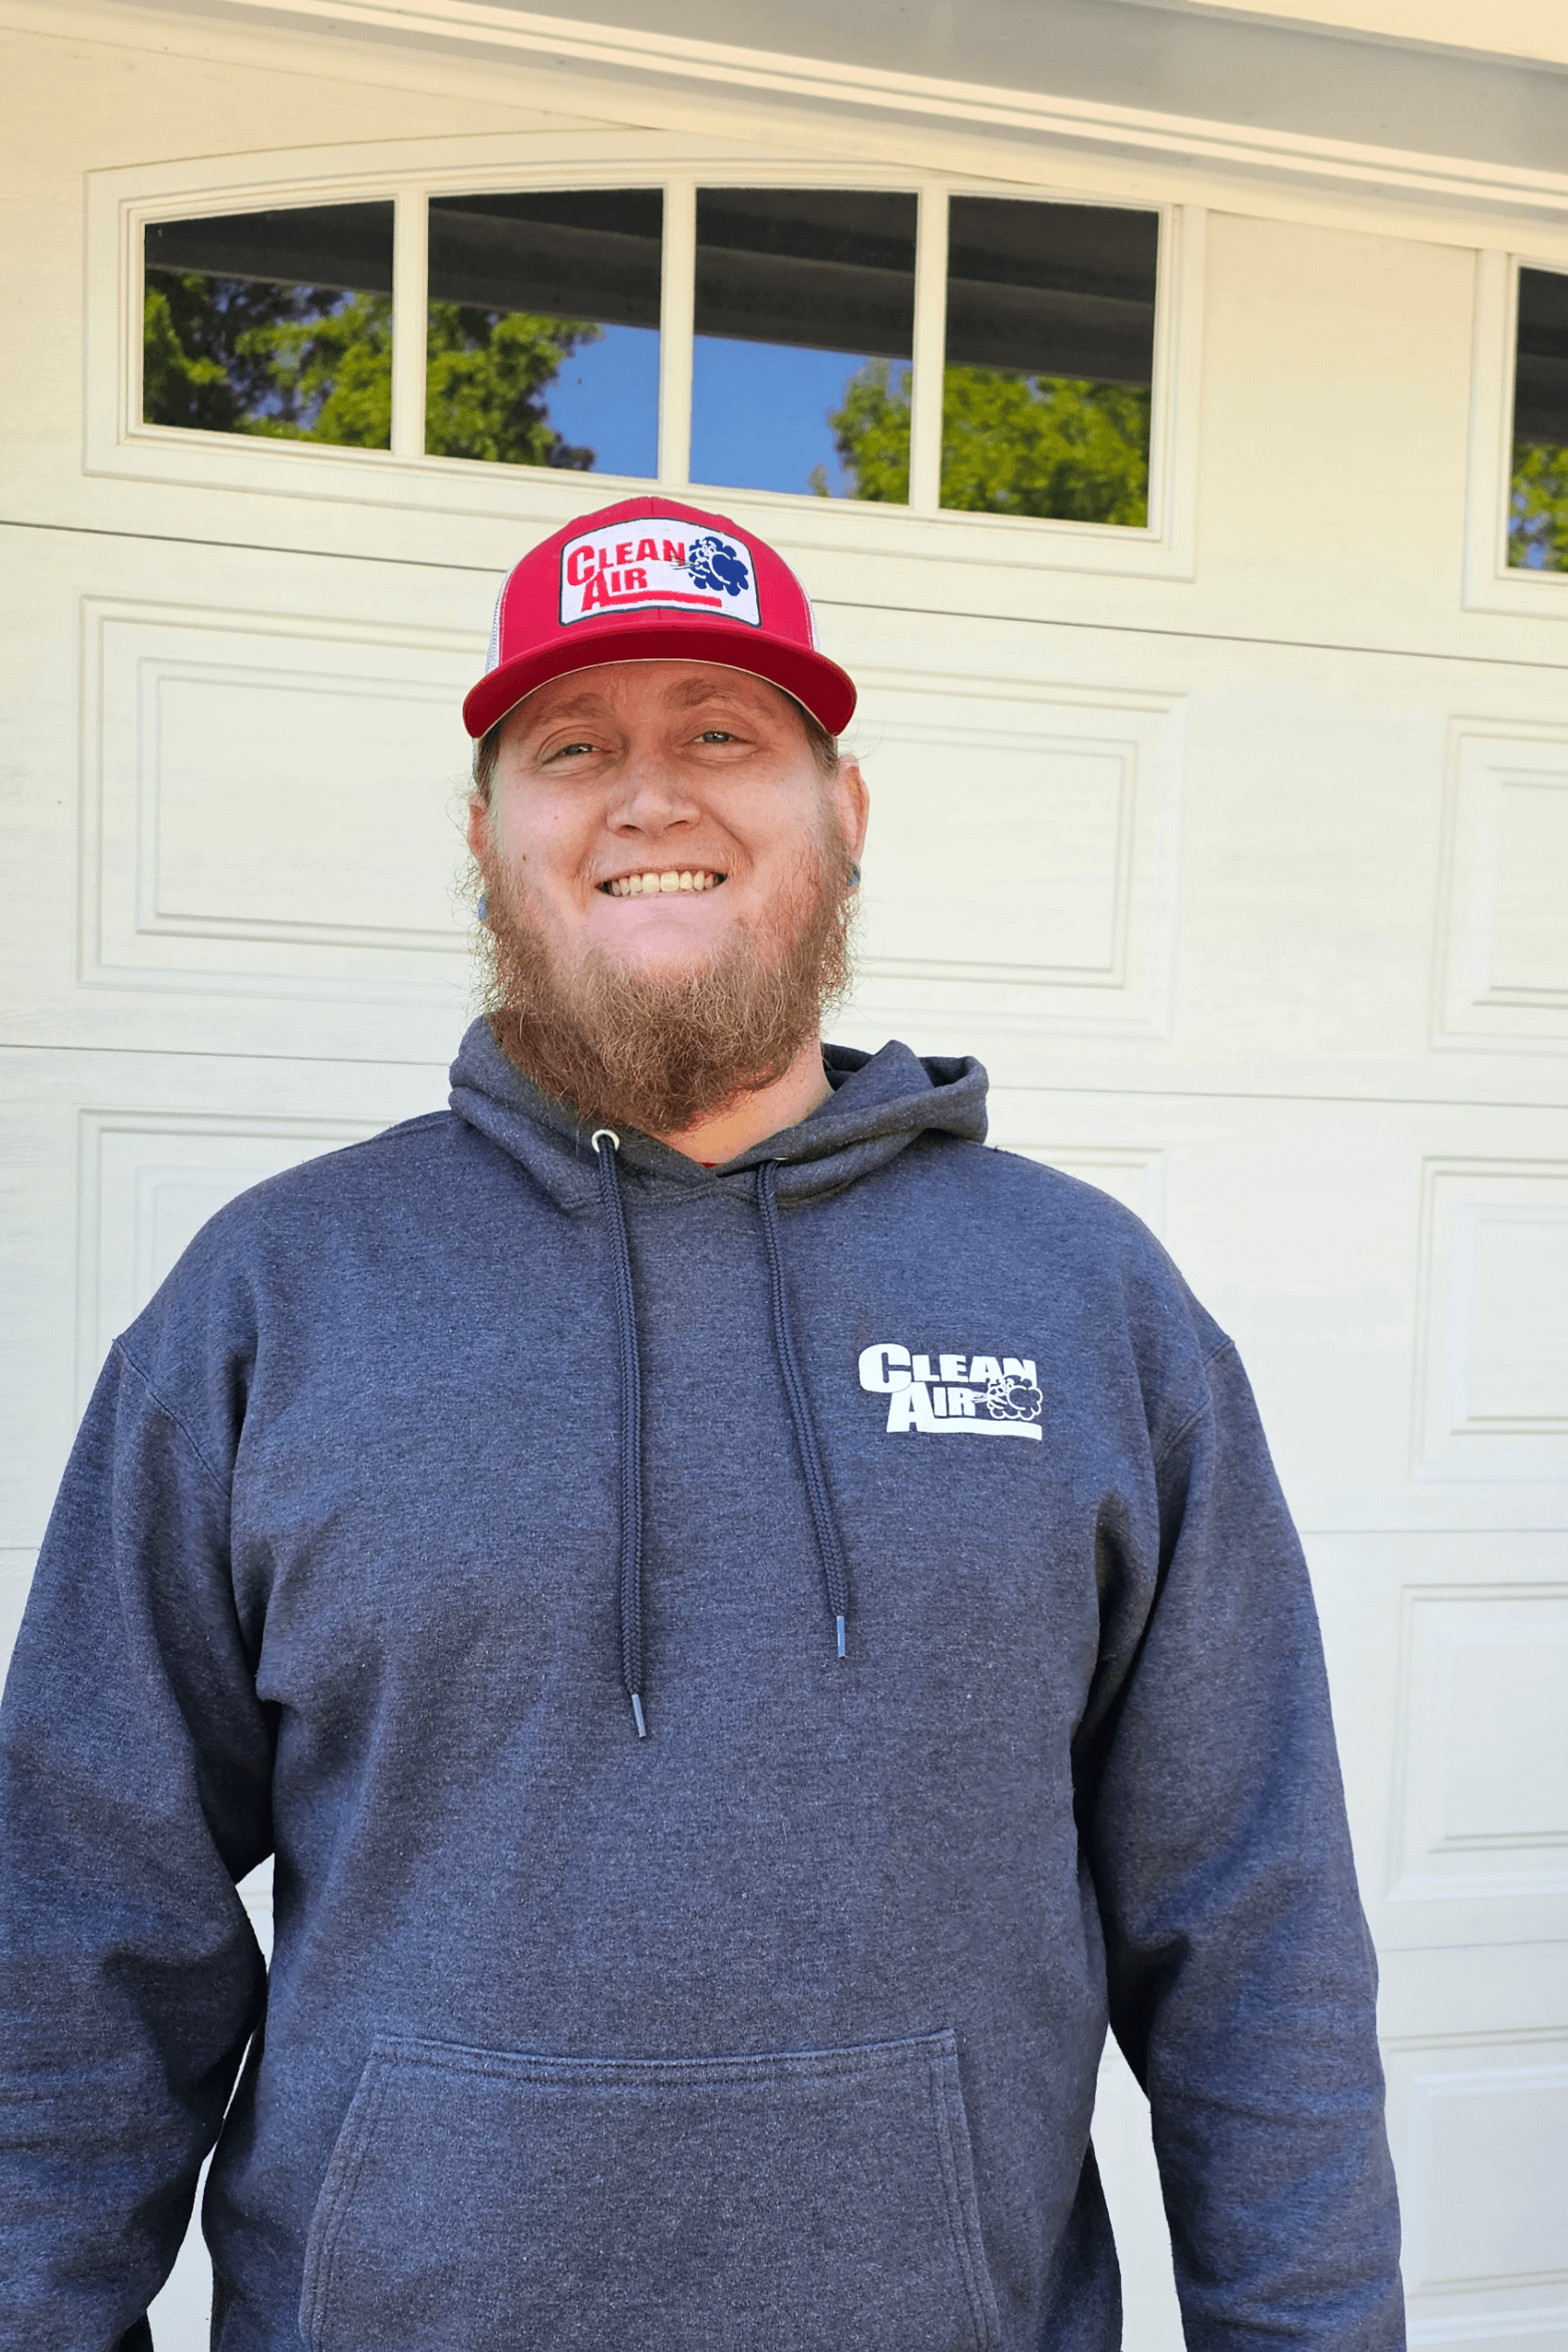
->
[111,1339,230,1497]
[315,1111,451,1164]
[1151,1338,1237,1470]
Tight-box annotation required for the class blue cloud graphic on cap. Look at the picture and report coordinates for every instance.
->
[687,535,751,597]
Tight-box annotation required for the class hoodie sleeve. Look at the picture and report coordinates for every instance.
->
[1080,1338,1403,2352]
[0,1341,273,2352]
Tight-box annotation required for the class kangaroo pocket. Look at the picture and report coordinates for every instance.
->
[299,2026,999,2352]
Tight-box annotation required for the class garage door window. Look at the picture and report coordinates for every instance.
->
[942,198,1157,526]
[424,189,662,476]
[142,203,395,447]
[1510,264,1568,571]
[690,189,918,501]
[137,182,1166,535]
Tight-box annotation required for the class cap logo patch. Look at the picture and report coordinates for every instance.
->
[558,521,761,629]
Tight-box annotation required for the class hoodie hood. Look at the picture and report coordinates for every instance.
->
[447,1017,988,1212]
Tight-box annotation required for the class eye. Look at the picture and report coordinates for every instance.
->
[696,727,737,744]
[544,738,599,762]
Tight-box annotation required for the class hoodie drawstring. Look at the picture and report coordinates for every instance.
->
[755,1159,852,1664]
[591,1130,647,1739]
[591,1138,854,1740]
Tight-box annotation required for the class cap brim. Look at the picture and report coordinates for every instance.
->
[462,614,858,739]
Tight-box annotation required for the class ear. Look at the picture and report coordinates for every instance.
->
[466,795,493,863]
[833,757,870,866]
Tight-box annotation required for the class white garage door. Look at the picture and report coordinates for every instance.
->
[2,51,1564,2352]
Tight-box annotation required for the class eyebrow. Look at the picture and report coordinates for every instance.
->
[524,673,774,737]
[529,693,610,724]
[665,675,758,708]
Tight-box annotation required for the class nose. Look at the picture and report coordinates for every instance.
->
[603,749,701,841]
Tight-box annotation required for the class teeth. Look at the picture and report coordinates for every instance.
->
[606,870,721,898]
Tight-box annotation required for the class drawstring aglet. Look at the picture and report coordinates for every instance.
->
[835,1614,847,1661]
[630,1692,647,1740]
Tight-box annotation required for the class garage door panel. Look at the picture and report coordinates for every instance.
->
[827,603,1568,1104]
[1386,2031,1568,2344]
[849,671,1183,1036]
[86,601,476,993]
[0,1047,448,1548]
[988,1090,1568,1533]
[1307,1536,1568,1956]
[1436,722,1568,1053]
[0,527,484,1066]
[1415,1160,1568,1484]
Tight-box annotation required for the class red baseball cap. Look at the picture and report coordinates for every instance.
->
[462,495,857,740]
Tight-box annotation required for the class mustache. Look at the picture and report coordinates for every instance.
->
[471,826,858,1139]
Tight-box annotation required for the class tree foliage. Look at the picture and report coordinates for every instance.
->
[1510,441,1568,570]
[143,271,393,444]
[816,359,911,501]
[143,270,601,467]
[824,358,1151,522]
[424,303,597,468]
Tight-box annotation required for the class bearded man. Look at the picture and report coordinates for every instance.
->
[0,498,1402,2352]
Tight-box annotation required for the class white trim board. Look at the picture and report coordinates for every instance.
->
[61,0,1568,225]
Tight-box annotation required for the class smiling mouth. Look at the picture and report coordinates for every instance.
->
[601,869,727,898]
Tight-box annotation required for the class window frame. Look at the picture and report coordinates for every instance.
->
[87,134,1203,580]
[1465,246,1568,619]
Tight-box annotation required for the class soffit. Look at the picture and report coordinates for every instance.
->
[1142,0,1568,74]
[131,0,1568,167]
[82,0,1568,220]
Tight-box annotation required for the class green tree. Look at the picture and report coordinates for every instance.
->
[237,293,394,446]
[144,271,392,445]
[826,358,1151,522]
[818,359,911,501]
[1510,441,1568,570]
[424,303,599,468]
[144,271,297,432]
[144,271,602,467]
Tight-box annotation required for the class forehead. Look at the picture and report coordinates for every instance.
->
[514,660,788,732]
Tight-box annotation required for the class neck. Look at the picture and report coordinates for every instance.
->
[656,1038,831,1164]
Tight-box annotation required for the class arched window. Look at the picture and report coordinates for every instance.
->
[88,144,1199,573]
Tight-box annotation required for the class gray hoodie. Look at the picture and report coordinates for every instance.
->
[0,1023,1402,2352]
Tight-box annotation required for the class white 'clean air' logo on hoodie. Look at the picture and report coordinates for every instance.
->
[858,1344,1044,1439]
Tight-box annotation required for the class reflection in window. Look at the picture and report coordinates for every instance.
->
[1510,266,1568,571]
[143,205,395,445]
[425,190,661,475]
[691,190,917,501]
[939,199,1158,524]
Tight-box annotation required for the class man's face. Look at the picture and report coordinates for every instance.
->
[467,661,867,985]
[466,660,869,1138]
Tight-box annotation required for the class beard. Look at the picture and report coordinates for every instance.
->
[472,819,857,1140]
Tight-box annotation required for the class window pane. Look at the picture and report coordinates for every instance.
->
[941,199,1158,525]
[143,204,394,446]
[426,190,661,476]
[692,190,917,501]
[1510,265,1568,572]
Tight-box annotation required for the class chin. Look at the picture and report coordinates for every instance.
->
[593,910,732,967]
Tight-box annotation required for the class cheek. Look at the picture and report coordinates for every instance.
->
[485,790,584,882]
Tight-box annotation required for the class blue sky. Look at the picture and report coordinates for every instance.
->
[538,323,660,477]
[537,324,879,495]
[690,339,870,496]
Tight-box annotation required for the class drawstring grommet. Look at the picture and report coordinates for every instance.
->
[591,1127,620,1154]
